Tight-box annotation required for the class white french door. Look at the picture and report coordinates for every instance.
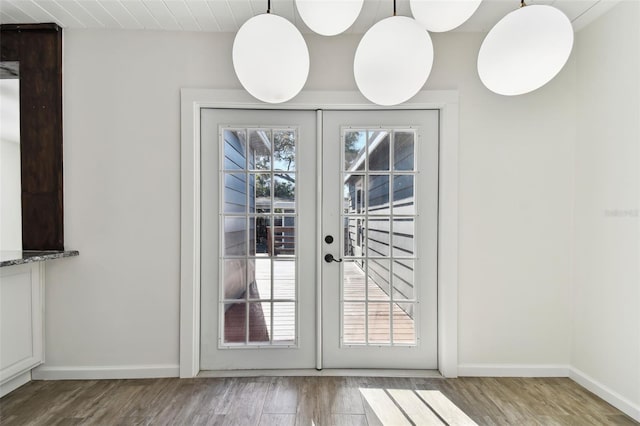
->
[200,108,438,371]
[321,110,439,369]
[200,109,317,370]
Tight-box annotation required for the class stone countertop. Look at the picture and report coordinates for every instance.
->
[0,250,79,267]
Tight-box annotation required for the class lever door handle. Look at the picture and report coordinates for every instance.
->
[324,254,343,263]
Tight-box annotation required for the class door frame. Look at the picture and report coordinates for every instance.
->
[180,89,459,378]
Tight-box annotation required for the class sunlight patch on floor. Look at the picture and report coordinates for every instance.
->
[360,388,478,426]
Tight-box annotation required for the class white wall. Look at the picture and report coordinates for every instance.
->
[572,0,640,415]
[43,28,575,372]
[0,78,22,251]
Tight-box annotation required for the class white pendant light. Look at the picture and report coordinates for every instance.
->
[233,6,309,103]
[296,0,364,36]
[354,15,433,106]
[410,0,482,32]
[477,3,574,96]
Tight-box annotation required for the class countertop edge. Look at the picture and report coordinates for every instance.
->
[0,250,80,268]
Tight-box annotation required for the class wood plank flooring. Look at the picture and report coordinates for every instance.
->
[1,376,637,425]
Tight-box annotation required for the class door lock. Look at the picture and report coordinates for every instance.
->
[324,254,343,263]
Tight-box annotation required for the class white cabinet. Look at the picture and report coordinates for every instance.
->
[0,262,43,397]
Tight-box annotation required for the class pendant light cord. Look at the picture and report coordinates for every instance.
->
[520,0,527,7]
[393,0,397,16]
[267,0,271,14]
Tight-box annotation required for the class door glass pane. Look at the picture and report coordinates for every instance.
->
[273,129,296,171]
[367,217,389,257]
[344,217,366,257]
[393,175,414,215]
[223,302,246,344]
[344,130,366,171]
[393,260,414,300]
[368,302,391,344]
[368,131,390,171]
[344,174,365,214]
[223,259,247,300]
[393,303,416,345]
[251,216,270,256]
[224,217,247,256]
[249,129,271,170]
[392,218,414,257]
[368,259,390,300]
[248,302,270,343]
[343,302,366,344]
[368,175,389,213]
[221,126,298,347]
[274,173,296,208]
[254,257,271,299]
[252,173,271,214]
[223,173,246,214]
[272,302,295,343]
[394,131,415,171]
[273,260,295,299]
[343,260,366,300]
[223,130,246,170]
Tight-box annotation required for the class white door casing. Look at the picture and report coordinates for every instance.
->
[180,89,459,378]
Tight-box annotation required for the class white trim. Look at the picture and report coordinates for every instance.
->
[437,101,459,378]
[569,366,640,422]
[198,369,443,378]
[180,90,201,378]
[31,365,180,380]
[0,371,31,398]
[316,109,323,370]
[180,89,459,378]
[458,364,570,377]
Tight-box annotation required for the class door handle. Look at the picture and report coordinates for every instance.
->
[324,254,343,263]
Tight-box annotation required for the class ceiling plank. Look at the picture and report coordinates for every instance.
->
[56,1,105,27]
[98,0,144,29]
[119,0,162,30]
[1,1,37,23]
[77,0,124,28]
[164,0,201,31]
[186,1,221,31]
[140,0,181,30]
[227,0,253,29]
[35,0,85,27]
[206,0,236,32]
[8,0,58,23]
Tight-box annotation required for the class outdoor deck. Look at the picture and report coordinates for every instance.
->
[224,259,415,345]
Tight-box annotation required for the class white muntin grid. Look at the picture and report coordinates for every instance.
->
[217,126,300,349]
[339,126,420,348]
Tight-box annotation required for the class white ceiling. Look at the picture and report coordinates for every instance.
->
[0,0,621,33]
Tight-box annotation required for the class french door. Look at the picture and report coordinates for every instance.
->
[200,109,317,369]
[200,108,438,370]
[321,110,439,369]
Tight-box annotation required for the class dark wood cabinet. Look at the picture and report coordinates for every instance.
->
[1,23,64,250]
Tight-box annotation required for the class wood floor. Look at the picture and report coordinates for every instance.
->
[1,376,637,425]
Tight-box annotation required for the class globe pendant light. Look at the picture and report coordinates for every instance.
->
[233,1,309,103]
[354,1,433,106]
[477,2,574,96]
[296,0,364,36]
[410,0,482,32]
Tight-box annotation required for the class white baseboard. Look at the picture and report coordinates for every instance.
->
[0,371,31,398]
[458,364,570,377]
[31,364,179,380]
[569,367,640,422]
[198,369,443,378]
